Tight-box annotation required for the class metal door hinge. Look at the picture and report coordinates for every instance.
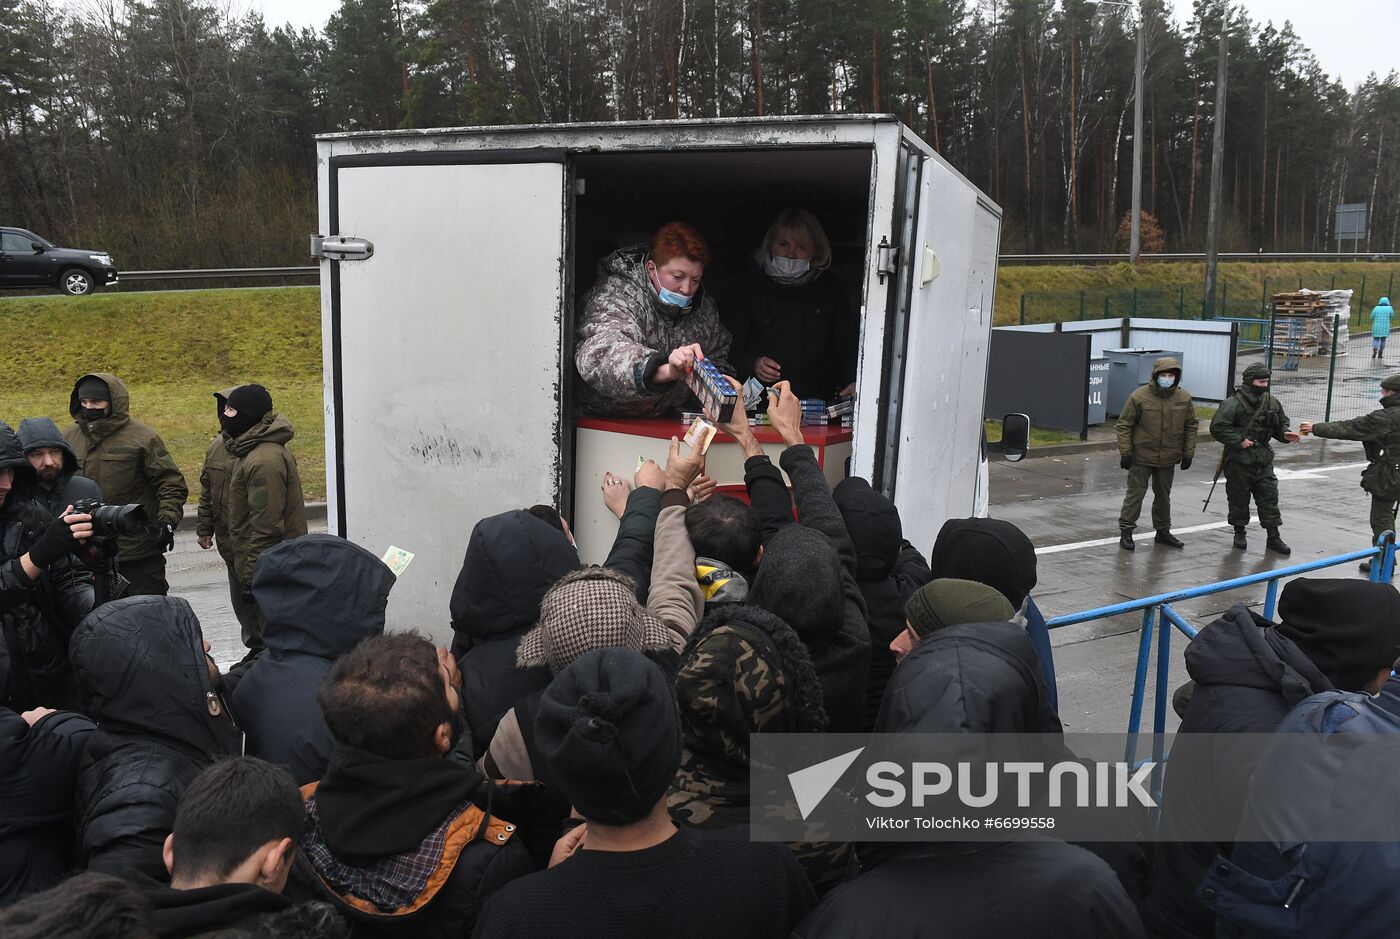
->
[876,236,900,284]
[310,234,374,261]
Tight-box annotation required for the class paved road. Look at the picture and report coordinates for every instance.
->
[176,431,1383,731]
[993,434,1383,733]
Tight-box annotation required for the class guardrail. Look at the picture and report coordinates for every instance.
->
[120,266,318,282]
[1042,532,1398,766]
[1002,252,1400,265]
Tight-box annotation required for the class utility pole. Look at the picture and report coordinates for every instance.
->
[1130,3,1145,262]
[1203,21,1228,318]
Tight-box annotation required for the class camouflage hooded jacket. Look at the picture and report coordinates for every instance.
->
[226,411,308,586]
[574,246,733,417]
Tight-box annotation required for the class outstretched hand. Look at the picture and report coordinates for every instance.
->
[1298,422,1314,436]
[664,436,704,492]
[767,380,804,446]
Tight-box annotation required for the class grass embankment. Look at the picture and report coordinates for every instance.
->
[0,288,325,502]
[996,261,1400,326]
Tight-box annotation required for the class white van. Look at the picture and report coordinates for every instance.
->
[313,115,1004,634]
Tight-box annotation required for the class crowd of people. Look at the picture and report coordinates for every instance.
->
[5,297,1400,937]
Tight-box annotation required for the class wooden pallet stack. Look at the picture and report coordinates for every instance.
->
[1270,289,1351,357]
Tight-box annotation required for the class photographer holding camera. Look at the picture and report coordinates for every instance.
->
[0,421,95,712]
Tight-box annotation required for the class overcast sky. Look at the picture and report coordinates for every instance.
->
[73,0,1400,91]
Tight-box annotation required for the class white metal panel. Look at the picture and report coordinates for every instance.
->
[1127,319,1235,401]
[890,157,980,554]
[330,162,567,638]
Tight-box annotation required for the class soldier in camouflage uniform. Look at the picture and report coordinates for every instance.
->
[1302,373,1400,574]
[667,601,848,891]
[63,372,188,595]
[574,222,733,417]
[1209,363,1300,554]
[221,384,308,649]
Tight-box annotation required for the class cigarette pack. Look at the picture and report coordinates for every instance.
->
[685,358,738,423]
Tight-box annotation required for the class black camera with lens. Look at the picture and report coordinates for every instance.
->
[69,498,148,541]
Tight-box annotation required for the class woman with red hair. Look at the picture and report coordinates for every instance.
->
[575,222,733,417]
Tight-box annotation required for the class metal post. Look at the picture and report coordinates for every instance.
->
[1262,579,1279,621]
[1133,287,1139,316]
[1180,286,1185,318]
[1388,272,1394,301]
[1261,277,1268,313]
[1221,281,1227,316]
[1130,5,1145,264]
[1384,536,1397,582]
[1080,291,1086,320]
[1266,302,1277,364]
[1325,313,1340,421]
[1359,273,1368,326]
[1020,294,1026,325]
[1203,24,1228,316]
[1126,606,1157,764]
[1331,273,1337,289]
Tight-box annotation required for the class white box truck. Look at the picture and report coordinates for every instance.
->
[313,115,1004,635]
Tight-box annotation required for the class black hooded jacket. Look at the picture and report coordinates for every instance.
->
[449,511,578,756]
[290,744,534,937]
[745,445,872,732]
[144,883,347,939]
[832,477,931,730]
[17,417,102,518]
[70,596,243,883]
[0,457,94,712]
[0,708,95,906]
[1142,604,1335,939]
[231,535,395,786]
[795,622,1145,939]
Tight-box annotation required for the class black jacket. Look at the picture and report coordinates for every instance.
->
[449,495,661,756]
[290,745,534,938]
[145,882,347,939]
[71,595,243,883]
[724,262,858,400]
[17,417,102,518]
[832,477,931,730]
[746,446,872,732]
[809,623,1147,939]
[794,840,1145,939]
[0,708,95,906]
[1,489,93,712]
[1142,605,1333,939]
[231,535,394,786]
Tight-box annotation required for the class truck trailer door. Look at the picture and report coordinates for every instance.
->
[322,157,569,634]
[882,151,1000,553]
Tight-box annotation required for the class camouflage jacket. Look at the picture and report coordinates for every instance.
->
[667,604,846,889]
[226,411,308,586]
[574,246,733,417]
[63,372,188,561]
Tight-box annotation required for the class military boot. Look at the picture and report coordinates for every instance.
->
[1120,530,1136,551]
[1155,530,1185,548]
[1265,527,1291,555]
[1233,526,1248,550]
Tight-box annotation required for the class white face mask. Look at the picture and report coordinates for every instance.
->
[764,254,811,281]
[1156,375,1176,390]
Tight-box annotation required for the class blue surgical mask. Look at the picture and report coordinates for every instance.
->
[657,286,692,308]
[1156,375,1176,390]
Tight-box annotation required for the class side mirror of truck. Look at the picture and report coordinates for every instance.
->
[1001,413,1030,463]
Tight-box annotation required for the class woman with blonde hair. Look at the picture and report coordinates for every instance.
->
[727,209,858,401]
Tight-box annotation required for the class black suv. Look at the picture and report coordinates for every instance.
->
[0,227,119,296]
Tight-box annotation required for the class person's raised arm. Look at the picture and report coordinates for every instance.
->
[768,381,858,576]
[646,439,705,642]
[603,461,663,603]
[717,376,793,541]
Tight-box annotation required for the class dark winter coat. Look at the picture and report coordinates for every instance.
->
[70,595,244,883]
[231,536,395,786]
[145,882,348,939]
[450,496,659,755]
[16,417,102,518]
[0,482,94,712]
[290,745,534,938]
[745,445,872,732]
[793,620,1146,939]
[194,388,239,564]
[226,411,308,586]
[723,261,858,400]
[63,373,189,560]
[574,245,734,418]
[831,477,931,729]
[1142,605,1334,939]
[0,708,95,906]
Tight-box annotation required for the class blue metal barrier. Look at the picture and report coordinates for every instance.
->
[1042,532,1398,764]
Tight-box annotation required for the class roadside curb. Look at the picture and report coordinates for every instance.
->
[181,501,328,522]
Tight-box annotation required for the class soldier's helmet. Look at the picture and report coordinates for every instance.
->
[1381,373,1400,392]
[1243,363,1271,383]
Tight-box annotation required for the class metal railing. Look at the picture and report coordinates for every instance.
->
[120,266,317,282]
[1042,533,1398,766]
[1002,252,1400,265]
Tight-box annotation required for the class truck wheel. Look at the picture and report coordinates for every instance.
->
[60,268,94,296]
